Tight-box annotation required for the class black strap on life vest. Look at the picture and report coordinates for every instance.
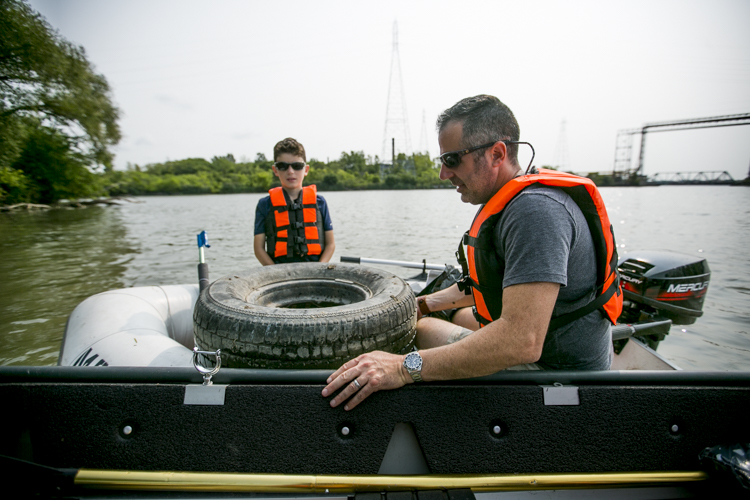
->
[456,232,505,296]
[547,272,620,331]
[286,195,306,258]
[455,234,473,295]
[456,225,622,331]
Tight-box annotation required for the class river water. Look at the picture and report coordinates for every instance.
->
[1,186,748,370]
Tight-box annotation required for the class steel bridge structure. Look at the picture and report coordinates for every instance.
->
[649,170,735,184]
[612,113,750,182]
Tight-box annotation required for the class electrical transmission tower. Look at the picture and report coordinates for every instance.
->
[553,119,570,171]
[381,21,411,163]
[418,109,430,157]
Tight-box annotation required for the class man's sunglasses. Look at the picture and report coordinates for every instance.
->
[438,140,535,172]
[274,162,306,171]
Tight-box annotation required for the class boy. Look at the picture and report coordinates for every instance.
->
[253,138,335,265]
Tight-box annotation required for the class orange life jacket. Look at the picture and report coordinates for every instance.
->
[265,185,325,262]
[456,169,622,329]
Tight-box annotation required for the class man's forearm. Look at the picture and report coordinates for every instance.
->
[419,320,528,380]
[423,283,475,312]
[419,282,560,380]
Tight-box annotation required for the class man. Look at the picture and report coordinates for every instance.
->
[322,95,621,411]
[253,137,335,265]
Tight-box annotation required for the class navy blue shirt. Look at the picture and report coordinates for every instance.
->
[254,193,333,235]
[254,191,333,263]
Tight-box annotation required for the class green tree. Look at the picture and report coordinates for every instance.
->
[11,125,103,202]
[148,158,211,176]
[0,0,120,203]
[248,169,273,191]
[0,164,28,202]
[255,152,273,170]
[338,151,369,174]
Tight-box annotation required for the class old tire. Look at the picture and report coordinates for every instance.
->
[193,262,417,369]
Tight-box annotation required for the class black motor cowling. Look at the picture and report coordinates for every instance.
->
[617,250,710,326]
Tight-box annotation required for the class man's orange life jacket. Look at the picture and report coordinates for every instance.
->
[456,169,622,329]
[265,185,325,262]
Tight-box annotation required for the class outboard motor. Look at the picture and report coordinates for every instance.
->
[618,250,710,326]
[616,250,710,351]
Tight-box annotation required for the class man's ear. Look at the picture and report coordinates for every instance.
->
[490,141,507,167]
[271,166,280,178]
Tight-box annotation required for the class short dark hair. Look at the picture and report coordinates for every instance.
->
[436,95,520,165]
[273,137,306,162]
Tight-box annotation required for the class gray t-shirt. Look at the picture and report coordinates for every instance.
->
[494,184,612,370]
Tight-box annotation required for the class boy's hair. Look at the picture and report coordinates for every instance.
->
[273,138,306,162]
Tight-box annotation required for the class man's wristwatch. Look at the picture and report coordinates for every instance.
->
[403,351,423,382]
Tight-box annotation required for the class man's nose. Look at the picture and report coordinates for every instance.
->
[439,163,453,180]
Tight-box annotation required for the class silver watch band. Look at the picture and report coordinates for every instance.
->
[404,352,423,382]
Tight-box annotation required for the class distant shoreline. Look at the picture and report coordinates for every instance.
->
[3,180,747,212]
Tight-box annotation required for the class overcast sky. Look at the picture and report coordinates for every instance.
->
[28,0,750,179]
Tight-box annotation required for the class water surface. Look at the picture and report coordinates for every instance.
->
[1,186,748,369]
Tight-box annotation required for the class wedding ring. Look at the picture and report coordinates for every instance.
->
[352,379,361,390]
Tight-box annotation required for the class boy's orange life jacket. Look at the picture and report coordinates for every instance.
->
[265,185,325,261]
[456,169,622,329]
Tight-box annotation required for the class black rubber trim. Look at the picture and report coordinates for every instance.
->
[0,455,77,495]
[2,366,749,387]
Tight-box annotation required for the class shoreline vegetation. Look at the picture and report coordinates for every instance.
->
[106,151,453,196]
[0,196,140,212]
[0,151,455,211]
[3,153,748,212]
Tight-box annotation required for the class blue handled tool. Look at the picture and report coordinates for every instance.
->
[197,231,210,291]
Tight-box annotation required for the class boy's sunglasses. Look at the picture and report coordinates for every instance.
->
[438,140,535,173]
[274,162,306,171]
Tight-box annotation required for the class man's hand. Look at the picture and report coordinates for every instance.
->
[322,350,411,410]
[416,296,428,320]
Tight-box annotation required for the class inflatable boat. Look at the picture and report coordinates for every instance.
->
[59,245,710,372]
[2,238,748,498]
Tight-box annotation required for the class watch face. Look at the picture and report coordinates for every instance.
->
[405,352,422,371]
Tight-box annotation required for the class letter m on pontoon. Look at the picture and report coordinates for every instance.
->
[73,348,108,366]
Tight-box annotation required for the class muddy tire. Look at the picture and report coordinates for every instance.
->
[193,263,417,369]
